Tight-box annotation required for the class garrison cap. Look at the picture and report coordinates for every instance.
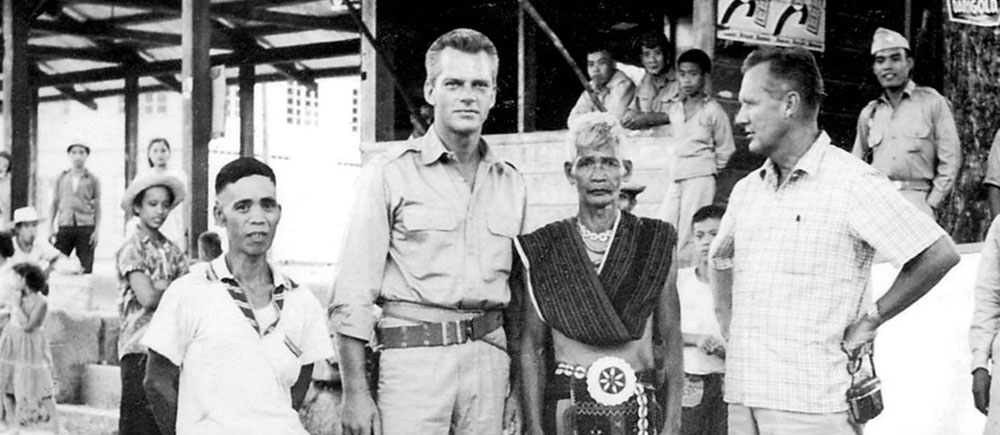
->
[620,183,646,196]
[871,27,909,55]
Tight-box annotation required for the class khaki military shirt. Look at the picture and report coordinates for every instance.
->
[851,80,962,208]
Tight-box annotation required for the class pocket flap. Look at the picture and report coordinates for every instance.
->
[487,214,520,237]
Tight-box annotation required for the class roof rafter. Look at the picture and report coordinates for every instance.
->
[31,64,99,110]
[212,19,315,88]
[37,39,359,87]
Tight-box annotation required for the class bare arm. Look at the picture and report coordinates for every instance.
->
[127,271,167,310]
[144,349,180,435]
[337,334,380,435]
[708,267,733,340]
[844,236,960,349]
[89,177,101,245]
[20,297,47,333]
[519,301,548,435]
[657,260,682,435]
[291,363,314,411]
[989,186,1000,220]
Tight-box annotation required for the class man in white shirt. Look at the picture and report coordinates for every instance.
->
[6,207,63,274]
[143,157,334,435]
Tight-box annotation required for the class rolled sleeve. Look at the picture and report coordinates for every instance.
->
[926,98,961,208]
[972,218,1000,371]
[141,281,193,366]
[709,180,742,270]
[847,172,946,268]
[605,80,636,121]
[330,163,391,342]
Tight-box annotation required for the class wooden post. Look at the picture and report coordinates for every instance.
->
[517,5,537,133]
[692,0,716,59]
[239,65,255,157]
[182,0,212,257]
[360,0,395,143]
[124,76,139,186]
[3,0,32,212]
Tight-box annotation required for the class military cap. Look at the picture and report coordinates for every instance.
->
[871,27,909,55]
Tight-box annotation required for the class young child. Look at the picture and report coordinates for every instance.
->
[679,205,727,435]
[656,49,735,267]
[116,173,188,435]
[197,230,222,263]
[0,262,59,432]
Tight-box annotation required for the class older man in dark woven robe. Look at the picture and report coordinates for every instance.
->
[517,112,683,435]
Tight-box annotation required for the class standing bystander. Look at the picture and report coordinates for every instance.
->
[49,143,101,274]
[712,46,960,434]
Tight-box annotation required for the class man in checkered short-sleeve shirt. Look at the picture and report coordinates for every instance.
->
[709,46,960,435]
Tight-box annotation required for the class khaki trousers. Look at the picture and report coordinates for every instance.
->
[728,404,862,435]
[657,175,716,266]
[377,338,509,435]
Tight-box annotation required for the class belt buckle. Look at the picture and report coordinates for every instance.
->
[462,318,476,342]
[586,356,638,406]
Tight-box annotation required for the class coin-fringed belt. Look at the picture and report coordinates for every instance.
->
[549,356,659,435]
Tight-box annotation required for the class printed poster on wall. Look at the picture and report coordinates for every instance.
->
[717,0,826,52]
[947,0,1000,27]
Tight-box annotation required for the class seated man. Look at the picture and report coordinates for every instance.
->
[143,158,334,435]
[519,112,683,435]
[622,31,680,133]
[567,46,636,127]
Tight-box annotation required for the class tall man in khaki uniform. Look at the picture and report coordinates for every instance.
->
[333,28,526,435]
[851,27,961,217]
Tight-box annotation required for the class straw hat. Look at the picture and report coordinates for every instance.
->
[120,173,186,214]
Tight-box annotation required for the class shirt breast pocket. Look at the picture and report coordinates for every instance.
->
[900,124,931,153]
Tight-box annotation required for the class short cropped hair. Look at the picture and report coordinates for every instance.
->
[638,31,672,58]
[425,28,499,86]
[198,231,223,261]
[567,112,628,161]
[12,262,48,295]
[678,48,712,74]
[742,46,825,114]
[214,157,276,194]
[692,204,726,224]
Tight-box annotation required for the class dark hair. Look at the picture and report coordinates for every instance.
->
[12,262,48,295]
[0,232,13,258]
[0,151,10,174]
[425,28,499,86]
[692,204,726,224]
[132,185,176,214]
[638,30,672,59]
[198,231,223,261]
[66,143,90,155]
[678,48,712,74]
[147,138,171,168]
[742,46,825,114]
[214,157,276,194]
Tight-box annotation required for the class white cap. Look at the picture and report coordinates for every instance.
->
[12,207,39,225]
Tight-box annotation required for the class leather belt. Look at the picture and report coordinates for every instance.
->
[890,179,931,192]
[378,310,503,350]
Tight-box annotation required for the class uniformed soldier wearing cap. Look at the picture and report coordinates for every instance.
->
[851,27,962,217]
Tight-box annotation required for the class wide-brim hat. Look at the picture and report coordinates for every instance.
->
[12,206,40,225]
[121,173,186,214]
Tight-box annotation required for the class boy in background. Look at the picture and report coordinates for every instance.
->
[679,205,727,435]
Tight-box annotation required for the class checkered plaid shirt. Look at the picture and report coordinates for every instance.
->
[710,132,946,413]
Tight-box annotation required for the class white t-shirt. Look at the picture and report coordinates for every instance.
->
[0,236,62,299]
[142,256,334,435]
[678,267,725,375]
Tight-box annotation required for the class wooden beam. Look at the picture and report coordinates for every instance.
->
[213,8,356,32]
[36,66,360,103]
[359,0,394,142]
[4,0,33,211]
[212,19,316,87]
[124,76,139,186]
[94,12,177,27]
[37,39,359,86]
[239,65,255,157]
[517,6,536,133]
[27,44,134,63]
[32,65,99,110]
[32,20,182,47]
[182,0,211,257]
